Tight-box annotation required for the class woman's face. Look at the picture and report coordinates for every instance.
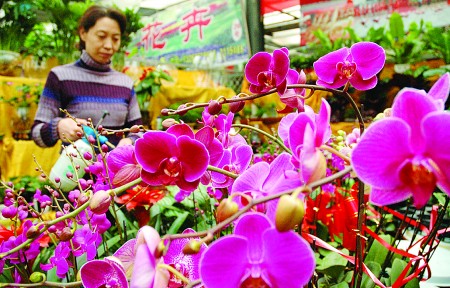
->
[80,17,121,64]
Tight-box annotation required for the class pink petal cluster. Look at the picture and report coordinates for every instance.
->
[199,213,315,287]
[135,126,210,192]
[352,74,450,207]
[314,42,385,90]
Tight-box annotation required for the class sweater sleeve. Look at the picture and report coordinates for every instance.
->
[31,71,64,147]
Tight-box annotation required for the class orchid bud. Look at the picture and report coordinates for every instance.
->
[2,206,17,218]
[78,192,90,205]
[229,96,245,113]
[83,151,93,161]
[177,104,187,116]
[87,135,96,144]
[183,239,202,255]
[216,198,239,223]
[57,227,74,241]
[101,144,109,153]
[130,125,140,133]
[207,100,222,115]
[161,108,170,116]
[89,190,112,214]
[275,194,305,232]
[26,225,40,239]
[30,272,46,283]
[162,118,180,129]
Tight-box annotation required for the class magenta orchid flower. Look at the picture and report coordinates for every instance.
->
[199,212,315,287]
[131,226,170,288]
[107,145,141,187]
[231,152,302,214]
[279,99,332,184]
[164,228,207,286]
[165,124,224,200]
[314,42,385,90]
[352,87,450,208]
[41,242,71,278]
[80,258,128,288]
[210,143,253,189]
[421,72,449,110]
[214,112,247,149]
[245,47,290,95]
[135,127,210,192]
[279,69,307,112]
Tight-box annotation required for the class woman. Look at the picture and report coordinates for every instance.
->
[31,5,142,147]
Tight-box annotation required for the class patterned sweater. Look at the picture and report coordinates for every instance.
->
[32,51,142,147]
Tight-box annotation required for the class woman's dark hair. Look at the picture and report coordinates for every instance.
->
[77,5,127,51]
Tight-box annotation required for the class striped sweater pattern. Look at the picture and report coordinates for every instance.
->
[32,51,142,147]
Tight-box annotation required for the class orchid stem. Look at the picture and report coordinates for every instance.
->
[232,123,291,154]
[320,145,351,163]
[157,263,190,284]
[207,165,238,179]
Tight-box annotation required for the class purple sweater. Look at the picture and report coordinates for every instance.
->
[32,51,142,147]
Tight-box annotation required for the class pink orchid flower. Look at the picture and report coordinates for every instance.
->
[352,86,450,208]
[80,258,128,288]
[135,127,210,192]
[245,47,290,95]
[314,42,385,90]
[199,212,315,287]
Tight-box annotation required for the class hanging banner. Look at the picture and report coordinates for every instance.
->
[127,0,250,67]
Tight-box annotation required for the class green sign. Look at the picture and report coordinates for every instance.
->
[127,0,250,67]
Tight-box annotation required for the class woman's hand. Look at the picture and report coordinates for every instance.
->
[57,118,88,142]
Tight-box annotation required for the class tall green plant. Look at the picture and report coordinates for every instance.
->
[381,12,426,64]
[424,24,450,64]
[0,0,39,51]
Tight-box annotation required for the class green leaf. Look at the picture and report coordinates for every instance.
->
[389,258,419,288]
[365,234,391,265]
[167,211,189,234]
[316,250,349,279]
[389,13,405,39]
[361,261,382,288]
[330,282,349,288]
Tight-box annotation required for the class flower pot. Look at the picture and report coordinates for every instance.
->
[0,50,22,77]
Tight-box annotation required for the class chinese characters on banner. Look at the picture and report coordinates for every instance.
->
[300,0,450,46]
[127,0,250,67]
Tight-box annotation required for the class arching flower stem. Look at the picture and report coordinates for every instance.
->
[232,123,291,154]
[157,263,190,285]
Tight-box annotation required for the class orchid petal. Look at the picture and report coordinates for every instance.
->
[351,118,413,189]
[135,132,178,172]
[245,52,272,84]
[107,145,136,173]
[289,114,315,155]
[427,72,449,106]
[234,213,271,262]
[177,136,209,182]
[351,42,385,79]
[315,99,332,146]
[349,72,378,90]
[272,49,290,85]
[113,239,136,278]
[231,162,270,194]
[314,48,349,83]
[199,236,249,288]
[369,186,411,207]
[392,88,438,153]
[422,112,450,195]
[167,123,195,138]
[263,229,315,287]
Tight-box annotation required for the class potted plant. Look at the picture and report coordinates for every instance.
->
[0,82,43,139]
[135,67,174,111]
